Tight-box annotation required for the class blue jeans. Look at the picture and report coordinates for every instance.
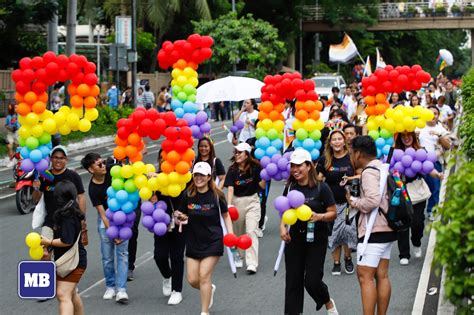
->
[423,161,442,214]
[98,216,129,290]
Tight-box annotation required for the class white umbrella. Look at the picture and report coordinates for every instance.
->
[196,76,264,104]
[439,49,454,66]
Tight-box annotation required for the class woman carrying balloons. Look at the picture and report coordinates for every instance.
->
[394,132,443,265]
[280,148,338,315]
[174,162,233,315]
[317,130,357,276]
[224,142,265,274]
[194,137,226,189]
[40,180,87,315]
[233,99,259,145]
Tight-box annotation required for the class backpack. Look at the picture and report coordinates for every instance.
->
[364,166,413,231]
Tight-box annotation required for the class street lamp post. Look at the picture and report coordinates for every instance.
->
[131,0,137,107]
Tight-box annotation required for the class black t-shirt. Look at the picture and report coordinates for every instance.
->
[317,154,354,203]
[195,158,226,181]
[180,190,228,258]
[88,163,114,211]
[53,215,87,269]
[224,165,261,197]
[284,182,336,241]
[40,169,85,228]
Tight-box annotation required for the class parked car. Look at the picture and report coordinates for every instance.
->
[311,74,346,99]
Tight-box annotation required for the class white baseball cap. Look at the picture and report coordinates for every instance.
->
[289,149,312,165]
[234,142,252,153]
[192,162,212,176]
[50,145,68,157]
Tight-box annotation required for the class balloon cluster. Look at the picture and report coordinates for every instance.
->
[141,200,171,236]
[223,233,252,250]
[389,148,436,178]
[260,152,291,181]
[158,34,213,139]
[230,120,244,134]
[291,99,324,161]
[12,52,100,172]
[274,191,312,225]
[25,232,43,260]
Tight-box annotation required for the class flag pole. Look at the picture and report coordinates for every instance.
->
[357,51,366,65]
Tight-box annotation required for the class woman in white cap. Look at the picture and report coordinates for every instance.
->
[175,162,233,315]
[224,142,265,274]
[280,148,339,315]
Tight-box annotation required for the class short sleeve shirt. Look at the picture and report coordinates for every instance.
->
[317,154,354,204]
[53,215,87,269]
[224,165,262,197]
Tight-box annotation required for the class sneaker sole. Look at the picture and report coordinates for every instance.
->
[344,268,355,274]
[116,299,128,304]
[331,271,341,276]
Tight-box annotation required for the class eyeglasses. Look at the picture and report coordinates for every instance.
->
[52,156,67,161]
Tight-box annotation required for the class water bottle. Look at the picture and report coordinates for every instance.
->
[391,188,401,206]
[306,222,315,243]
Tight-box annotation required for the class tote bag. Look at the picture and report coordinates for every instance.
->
[406,178,431,205]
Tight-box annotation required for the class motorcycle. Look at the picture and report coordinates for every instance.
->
[13,153,37,214]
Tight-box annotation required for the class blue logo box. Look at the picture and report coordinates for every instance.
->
[18,261,56,299]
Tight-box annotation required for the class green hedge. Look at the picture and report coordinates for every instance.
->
[459,67,474,159]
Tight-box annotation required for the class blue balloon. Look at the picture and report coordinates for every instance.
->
[375,137,385,148]
[314,140,322,150]
[266,146,278,157]
[385,137,394,146]
[183,101,196,113]
[121,201,134,214]
[20,147,30,159]
[293,139,303,148]
[29,149,43,163]
[377,148,382,158]
[310,149,320,161]
[258,137,271,149]
[302,138,315,151]
[129,191,140,203]
[254,148,265,160]
[107,198,120,212]
[106,187,116,198]
[272,139,283,150]
[382,144,391,156]
[175,107,184,118]
[116,190,129,204]
[171,99,182,110]
[39,145,50,157]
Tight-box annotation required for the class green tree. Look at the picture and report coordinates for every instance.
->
[192,11,286,79]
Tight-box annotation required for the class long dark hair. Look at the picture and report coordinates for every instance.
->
[286,161,320,189]
[53,180,84,226]
[395,132,422,150]
[323,130,350,170]
[195,137,216,169]
[230,151,261,175]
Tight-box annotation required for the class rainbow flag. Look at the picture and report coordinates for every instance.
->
[436,54,448,71]
[329,34,359,63]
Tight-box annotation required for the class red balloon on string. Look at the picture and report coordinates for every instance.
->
[237,235,252,250]
[228,206,239,221]
[19,57,32,70]
[223,233,238,247]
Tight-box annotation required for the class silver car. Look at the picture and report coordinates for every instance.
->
[311,74,347,99]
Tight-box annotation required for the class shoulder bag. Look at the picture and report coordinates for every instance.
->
[406,177,431,205]
[56,232,81,278]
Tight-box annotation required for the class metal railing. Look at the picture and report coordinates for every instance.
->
[302,1,474,21]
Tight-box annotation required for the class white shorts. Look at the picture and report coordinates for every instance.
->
[357,242,394,268]
[6,131,18,145]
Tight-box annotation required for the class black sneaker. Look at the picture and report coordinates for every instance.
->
[331,263,341,276]
[344,257,354,274]
[127,270,134,281]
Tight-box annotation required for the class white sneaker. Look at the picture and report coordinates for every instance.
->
[327,298,339,314]
[413,246,422,258]
[256,228,263,238]
[162,278,172,296]
[234,253,243,268]
[115,290,129,304]
[261,216,268,232]
[103,287,115,300]
[209,284,216,309]
[429,213,435,221]
[400,258,410,265]
[167,291,182,305]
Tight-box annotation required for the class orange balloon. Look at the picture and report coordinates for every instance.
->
[115,136,128,147]
[295,110,309,121]
[160,160,174,173]
[17,102,31,116]
[32,101,46,114]
[174,59,187,70]
[274,103,285,113]
[113,146,127,160]
[67,84,77,95]
[15,92,24,103]
[181,149,195,163]
[375,104,386,115]
[128,133,141,146]
[125,145,138,158]
[161,151,168,161]
[375,93,386,104]
[295,101,305,111]
[269,110,280,121]
[187,62,198,70]
[365,106,376,116]
[167,151,181,165]
[38,92,48,103]
[259,101,273,113]
[303,100,316,113]
[175,161,190,175]
[77,84,91,97]
[84,96,97,108]
[24,91,37,105]
[90,85,100,97]
[315,101,323,111]
[309,111,320,121]
[70,95,83,108]
[136,141,144,151]
[258,111,268,121]
[365,96,376,106]
[130,152,143,163]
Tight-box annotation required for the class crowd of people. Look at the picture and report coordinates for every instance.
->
[23,71,458,315]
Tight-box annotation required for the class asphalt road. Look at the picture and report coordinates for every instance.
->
[0,123,431,314]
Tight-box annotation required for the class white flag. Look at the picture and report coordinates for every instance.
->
[376,47,386,69]
[363,56,372,77]
[329,34,359,63]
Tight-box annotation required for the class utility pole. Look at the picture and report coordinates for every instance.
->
[47,9,58,54]
[66,0,77,55]
[131,0,137,107]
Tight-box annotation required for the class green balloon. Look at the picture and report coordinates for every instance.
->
[183,84,195,95]
[110,165,122,178]
[111,178,124,191]
[39,132,51,145]
[172,85,181,95]
[309,130,321,141]
[124,179,137,193]
[187,94,196,103]
[255,128,266,139]
[379,128,392,139]
[18,137,26,147]
[267,129,278,140]
[295,128,308,141]
[26,137,39,150]
[178,92,187,101]
[368,130,379,140]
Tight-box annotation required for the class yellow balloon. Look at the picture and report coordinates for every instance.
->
[78,119,92,132]
[292,119,303,131]
[171,68,182,79]
[177,75,187,86]
[393,109,404,122]
[26,112,39,126]
[422,109,434,121]
[183,67,196,77]
[375,115,385,127]
[160,186,169,196]
[385,107,395,119]
[273,120,285,132]
[18,115,27,126]
[261,119,273,131]
[59,106,70,115]
[85,108,99,121]
[183,172,192,183]
[71,107,84,118]
[147,177,159,191]
[31,125,44,138]
[189,77,199,88]
[168,172,180,184]
[383,118,396,132]
[415,119,426,129]
[134,174,148,189]
[139,187,152,200]
[66,113,80,129]
[25,232,41,248]
[366,121,377,131]
[296,205,312,221]
[156,173,169,187]
[18,126,31,139]
[29,246,44,260]
[54,111,66,126]
[395,123,405,133]
[145,164,156,174]
[404,106,414,117]
[315,119,324,131]
[171,79,177,87]
[303,119,317,132]
[120,165,134,179]
[132,161,146,175]
[42,118,57,134]
[282,209,298,225]
[58,124,71,135]
[168,184,181,197]
[39,109,54,121]
[413,105,423,118]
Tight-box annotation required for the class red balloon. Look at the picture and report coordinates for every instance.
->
[411,64,422,73]
[228,206,239,221]
[153,118,166,133]
[32,81,46,94]
[84,73,98,86]
[282,73,292,80]
[139,118,153,135]
[161,139,174,152]
[117,127,130,139]
[263,75,273,85]
[180,126,192,139]
[294,89,307,102]
[117,118,127,129]
[162,41,173,49]
[173,39,186,51]
[306,90,318,101]
[382,81,393,93]
[164,127,179,141]
[237,234,252,250]
[260,92,270,102]
[187,33,202,47]
[69,54,80,64]
[389,70,399,81]
[35,68,48,82]
[146,108,160,121]
[149,130,161,141]
[164,112,177,126]
[42,51,57,64]
[77,55,88,68]
[84,62,96,74]
[411,80,422,91]
[132,109,146,125]
[200,47,212,60]
[30,56,44,69]
[397,74,408,87]
[303,79,315,91]
[174,139,189,153]
[164,44,174,54]
[366,85,377,95]
[400,65,410,75]
[19,57,32,70]
[71,72,84,85]
[375,69,389,82]
[369,75,379,86]
[56,55,69,68]
[45,62,60,76]
[291,79,304,92]
[384,65,394,72]
[11,69,23,82]
[67,62,80,76]
[291,72,302,80]
[201,36,214,48]
[58,69,69,82]
[223,233,238,247]
[361,77,370,88]
[176,119,188,128]
[16,81,29,94]
[273,74,282,83]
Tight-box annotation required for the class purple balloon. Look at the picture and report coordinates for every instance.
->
[266,163,278,176]
[230,126,238,133]
[126,211,136,222]
[393,149,404,162]
[142,215,155,229]
[152,209,167,223]
[277,158,288,171]
[287,190,305,208]
[162,213,171,225]
[235,120,244,129]
[260,169,270,181]
[105,209,114,220]
[426,151,437,163]
[119,227,133,240]
[200,122,211,133]
[157,200,167,211]
[21,159,35,172]
[190,125,201,136]
[141,201,155,215]
[415,149,427,162]
[183,113,196,126]
[113,211,127,225]
[195,111,208,125]
[283,152,292,159]
[401,155,413,168]
[393,161,405,173]
[405,167,416,178]
[153,222,167,236]
[273,172,283,181]
[411,160,422,173]
[35,159,49,172]
[106,226,119,239]
[122,221,134,228]
[274,196,290,212]
[281,171,290,179]
[405,147,416,157]
[422,160,434,174]
[271,154,282,164]
[260,156,271,168]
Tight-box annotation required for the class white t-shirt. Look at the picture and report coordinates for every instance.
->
[342,95,357,119]
[437,104,453,122]
[418,123,449,153]
[238,110,259,143]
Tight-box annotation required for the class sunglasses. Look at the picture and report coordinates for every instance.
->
[95,160,105,168]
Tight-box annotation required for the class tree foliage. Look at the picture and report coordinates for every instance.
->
[318,0,379,28]
[192,12,286,79]
[459,67,474,159]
